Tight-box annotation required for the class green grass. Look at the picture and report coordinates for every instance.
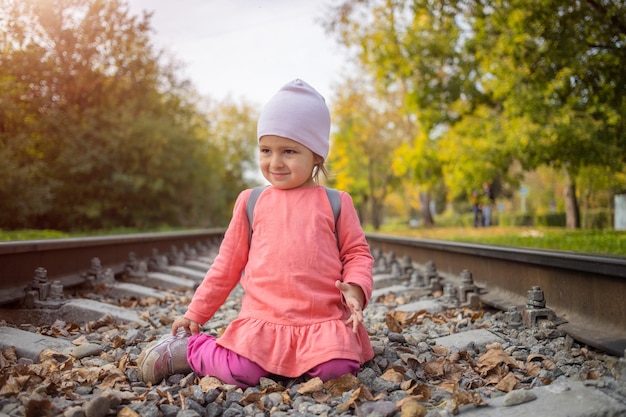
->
[3,226,626,257]
[369,226,626,257]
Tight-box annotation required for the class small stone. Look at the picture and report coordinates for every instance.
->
[502,389,537,406]
[63,406,86,417]
[71,343,104,359]
[83,395,110,417]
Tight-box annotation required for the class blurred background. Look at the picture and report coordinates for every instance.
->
[1,0,625,245]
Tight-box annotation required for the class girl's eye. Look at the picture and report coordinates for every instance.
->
[284,149,296,155]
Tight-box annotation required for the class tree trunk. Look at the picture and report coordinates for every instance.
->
[371,197,383,230]
[564,171,581,229]
[419,191,435,226]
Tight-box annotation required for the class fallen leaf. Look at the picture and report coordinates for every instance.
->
[407,383,431,401]
[448,384,486,414]
[381,368,404,383]
[431,345,451,355]
[117,407,140,417]
[495,372,518,392]
[477,347,520,376]
[199,376,224,392]
[323,373,360,396]
[399,399,427,417]
[241,392,263,406]
[296,377,323,394]
[526,362,541,377]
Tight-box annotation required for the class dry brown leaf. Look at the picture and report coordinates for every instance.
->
[112,335,126,349]
[448,384,486,414]
[431,345,451,355]
[477,347,520,376]
[98,368,126,390]
[71,335,89,346]
[323,373,360,397]
[335,386,361,414]
[3,346,17,362]
[0,354,9,371]
[386,312,404,333]
[399,399,427,417]
[281,390,291,405]
[526,362,541,377]
[495,372,518,392]
[38,349,70,364]
[407,383,431,401]
[542,358,556,371]
[90,313,116,330]
[241,392,263,406]
[470,311,484,322]
[0,374,29,395]
[400,380,413,390]
[312,391,331,403]
[199,376,224,392]
[118,407,140,417]
[438,381,457,393]
[118,352,129,371]
[424,359,445,377]
[296,377,323,394]
[381,368,404,383]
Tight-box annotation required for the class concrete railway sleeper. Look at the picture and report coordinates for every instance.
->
[0,232,624,416]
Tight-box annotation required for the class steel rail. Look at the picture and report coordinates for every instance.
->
[365,233,626,357]
[0,229,225,305]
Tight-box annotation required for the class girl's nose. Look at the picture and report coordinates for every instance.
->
[270,154,284,168]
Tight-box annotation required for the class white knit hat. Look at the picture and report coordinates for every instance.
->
[257,79,331,160]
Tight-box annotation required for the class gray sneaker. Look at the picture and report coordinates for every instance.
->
[137,330,192,384]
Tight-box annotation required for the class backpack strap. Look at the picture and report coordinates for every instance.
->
[246,186,268,246]
[246,186,342,249]
[325,188,341,245]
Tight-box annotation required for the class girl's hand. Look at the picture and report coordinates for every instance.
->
[335,280,365,333]
[171,317,201,336]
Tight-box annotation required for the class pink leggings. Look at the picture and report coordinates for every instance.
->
[187,334,360,388]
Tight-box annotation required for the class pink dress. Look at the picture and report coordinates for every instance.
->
[184,185,374,377]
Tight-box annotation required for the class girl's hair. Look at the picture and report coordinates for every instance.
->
[312,155,328,184]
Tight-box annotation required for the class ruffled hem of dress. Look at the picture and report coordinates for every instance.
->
[216,317,374,377]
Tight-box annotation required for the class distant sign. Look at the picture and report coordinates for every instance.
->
[519,186,528,197]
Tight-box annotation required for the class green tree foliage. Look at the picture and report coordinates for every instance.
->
[468,0,626,228]
[324,0,480,226]
[324,0,626,229]
[328,77,409,229]
[0,0,243,230]
[204,97,261,223]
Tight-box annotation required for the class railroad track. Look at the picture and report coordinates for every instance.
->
[0,230,625,416]
[2,230,624,356]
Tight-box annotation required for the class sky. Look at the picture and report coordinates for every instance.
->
[125,0,350,106]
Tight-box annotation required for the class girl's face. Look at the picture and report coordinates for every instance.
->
[259,135,322,189]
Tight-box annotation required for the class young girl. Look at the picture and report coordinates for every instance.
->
[137,79,374,388]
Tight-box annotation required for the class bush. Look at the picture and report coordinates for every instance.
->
[499,213,534,226]
[583,209,612,229]
[535,213,566,227]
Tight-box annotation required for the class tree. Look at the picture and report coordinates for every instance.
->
[464,0,626,228]
[323,0,481,226]
[0,0,237,230]
[328,77,408,229]
[204,97,261,223]
[324,0,626,229]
